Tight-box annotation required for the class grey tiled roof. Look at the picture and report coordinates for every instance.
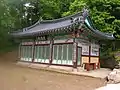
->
[12,12,83,37]
[11,9,115,40]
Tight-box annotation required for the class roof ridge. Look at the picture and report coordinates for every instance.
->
[25,8,89,30]
[26,12,83,30]
[39,12,82,23]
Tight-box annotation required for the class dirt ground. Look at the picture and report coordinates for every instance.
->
[0,51,105,90]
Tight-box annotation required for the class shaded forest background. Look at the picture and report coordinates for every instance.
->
[0,0,120,63]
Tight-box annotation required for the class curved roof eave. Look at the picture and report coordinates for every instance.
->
[84,17,115,40]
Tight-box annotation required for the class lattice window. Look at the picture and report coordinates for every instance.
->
[91,43,99,56]
[20,45,32,62]
[52,44,73,65]
[34,45,50,63]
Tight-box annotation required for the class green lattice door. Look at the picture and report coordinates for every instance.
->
[34,45,50,63]
[20,45,32,62]
[52,44,73,65]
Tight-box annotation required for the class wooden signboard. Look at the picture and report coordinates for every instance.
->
[35,41,50,45]
[21,42,33,45]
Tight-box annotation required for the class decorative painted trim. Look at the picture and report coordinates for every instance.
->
[35,44,50,46]
[54,39,73,44]
[34,59,50,64]
[53,42,73,45]
[35,41,50,45]
[21,42,34,45]
[20,58,32,62]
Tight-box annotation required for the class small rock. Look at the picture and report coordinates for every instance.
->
[106,69,120,84]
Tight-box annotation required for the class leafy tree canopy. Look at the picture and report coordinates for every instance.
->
[63,0,120,38]
[0,0,120,52]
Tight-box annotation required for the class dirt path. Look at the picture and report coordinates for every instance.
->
[0,51,105,90]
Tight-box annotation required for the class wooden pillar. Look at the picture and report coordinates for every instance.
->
[32,39,35,62]
[73,40,77,68]
[93,63,97,70]
[87,45,91,71]
[98,47,100,69]
[18,43,21,61]
[49,40,53,65]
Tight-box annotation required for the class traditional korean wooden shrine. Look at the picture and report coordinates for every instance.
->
[12,9,115,71]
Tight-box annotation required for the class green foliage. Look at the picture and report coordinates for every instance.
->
[39,0,61,19]
[0,0,12,50]
[63,0,120,39]
[0,0,120,52]
[109,49,120,62]
[39,0,74,19]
